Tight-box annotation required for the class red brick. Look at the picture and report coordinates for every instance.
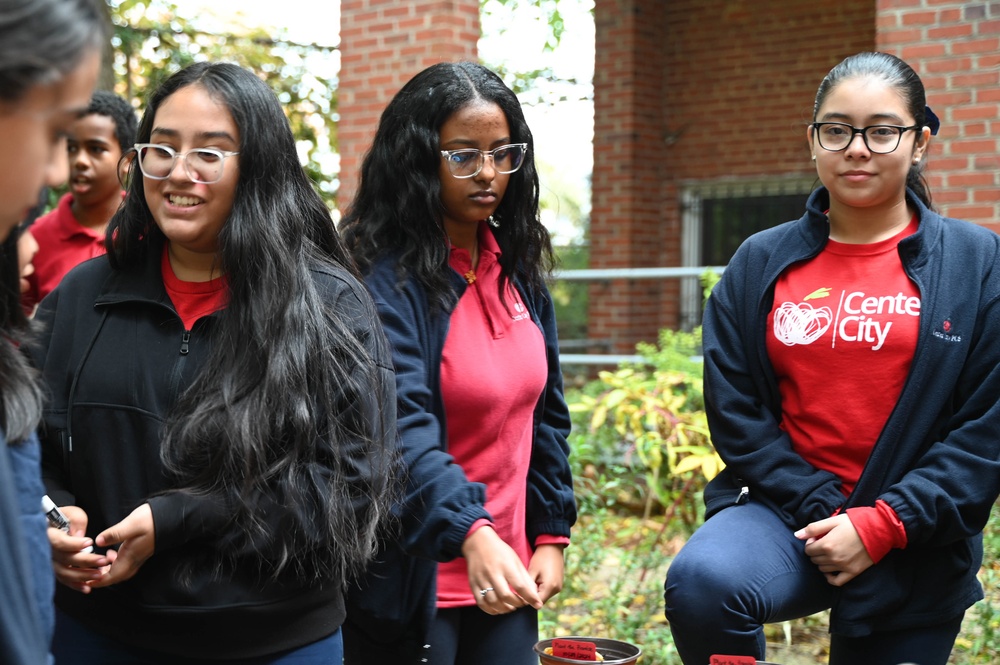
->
[974,190,1000,203]
[948,172,997,188]
[947,205,997,220]
[927,24,974,39]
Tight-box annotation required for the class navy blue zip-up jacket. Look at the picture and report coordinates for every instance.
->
[346,254,576,654]
[28,249,396,659]
[703,187,1000,636]
[1,431,52,665]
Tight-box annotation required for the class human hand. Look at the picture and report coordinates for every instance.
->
[528,544,565,604]
[795,514,873,586]
[17,229,38,295]
[88,503,155,588]
[462,526,542,614]
[48,505,112,594]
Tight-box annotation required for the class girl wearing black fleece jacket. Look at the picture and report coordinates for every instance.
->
[30,62,397,664]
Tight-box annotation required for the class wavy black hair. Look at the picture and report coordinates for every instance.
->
[813,51,934,209]
[107,62,395,582]
[0,0,105,442]
[340,61,554,310]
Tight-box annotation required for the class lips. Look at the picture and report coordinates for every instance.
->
[70,176,92,195]
[471,190,497,204]
[841,170,875,183]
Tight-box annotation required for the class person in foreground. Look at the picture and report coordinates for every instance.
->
[30,61,397,664]
[0,0,104,662]
[663,51,1000,665]
[339,61,576,665]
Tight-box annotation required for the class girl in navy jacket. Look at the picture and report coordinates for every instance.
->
[665,52,1000,665]
[339,62,576,665]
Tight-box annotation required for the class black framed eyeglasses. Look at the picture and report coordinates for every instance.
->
[439,143,528,179]
[134,143,239,184]
[812,122,921,154]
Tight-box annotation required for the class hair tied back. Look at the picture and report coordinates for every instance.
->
[925,106,940,135]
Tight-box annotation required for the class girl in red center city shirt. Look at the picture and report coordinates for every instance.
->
[664,52,1000,665]
[339,61,576,665]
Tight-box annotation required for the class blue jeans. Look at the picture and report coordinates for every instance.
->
[663,502,962,665]
[52,609,343,664]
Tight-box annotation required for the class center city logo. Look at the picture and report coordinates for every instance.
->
[773,287,920,351]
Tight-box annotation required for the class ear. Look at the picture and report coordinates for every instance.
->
[806,124,816,159]
[118,149,135,189]
[913,126,932,162]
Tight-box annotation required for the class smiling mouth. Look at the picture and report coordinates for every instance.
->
[168,194,203,207]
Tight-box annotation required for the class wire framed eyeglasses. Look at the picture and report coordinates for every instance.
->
[134,143,239,184]
[439,143,528,179]
[811,122,921,154]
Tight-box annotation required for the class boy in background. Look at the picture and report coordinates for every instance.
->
[20,90,136,312]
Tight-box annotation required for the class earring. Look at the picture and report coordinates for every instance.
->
[811,155,816,161]
[913,156,921,164]
[487,216,499,228]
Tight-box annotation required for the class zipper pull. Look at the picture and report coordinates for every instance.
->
[180,330,191,355]
[734,485,749,505]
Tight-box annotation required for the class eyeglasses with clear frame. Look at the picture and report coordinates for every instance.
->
[811,122,921,154]
[134,143,240,184]
[439,143,528,179]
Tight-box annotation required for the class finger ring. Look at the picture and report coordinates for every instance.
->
[479,587,494,597]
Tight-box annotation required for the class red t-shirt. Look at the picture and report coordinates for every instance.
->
[767,218,918,560]
[435,223,551,607]
[161,247,227,330]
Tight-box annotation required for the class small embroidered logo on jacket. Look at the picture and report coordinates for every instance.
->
[932,318,961,343]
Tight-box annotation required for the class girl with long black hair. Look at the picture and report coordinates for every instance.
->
[339,61,576,665]
[30,61,397,664]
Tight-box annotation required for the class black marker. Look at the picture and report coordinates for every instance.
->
[42,494,93,553]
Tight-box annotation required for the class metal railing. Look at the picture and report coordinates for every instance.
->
[553,265,726,366]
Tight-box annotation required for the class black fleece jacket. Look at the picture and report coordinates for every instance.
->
[29,250,396,659]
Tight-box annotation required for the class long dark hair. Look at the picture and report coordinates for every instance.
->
[0,0,105,442]
[813,51,933,209]
[340,61,554,309]
[107,62,394,581]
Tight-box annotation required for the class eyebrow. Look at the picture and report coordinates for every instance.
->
[441,137,513,149]
[150,127,238,143]
[819,111,908,124]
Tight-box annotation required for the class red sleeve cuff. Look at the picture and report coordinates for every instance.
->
[846,500,908,564]
[534,534,570,548]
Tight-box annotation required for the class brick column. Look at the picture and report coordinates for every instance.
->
[338,0,480,214]
[876,1,1000,233]
[589,0,668,355]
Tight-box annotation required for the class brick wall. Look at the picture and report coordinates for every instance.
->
[590,0,876,353]
[876,1,1000,234]
[338,0,480,213]
[589,0,669,356]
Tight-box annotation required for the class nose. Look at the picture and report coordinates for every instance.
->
[844,131,871,157]
[44,137,69,188]
[475,154,497,181]
[165,155,193,182]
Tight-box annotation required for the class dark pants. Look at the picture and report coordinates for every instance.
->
[425,605,539,665]
[52,609,343,665]
[343,605,539,665]
[663,502,963,665]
